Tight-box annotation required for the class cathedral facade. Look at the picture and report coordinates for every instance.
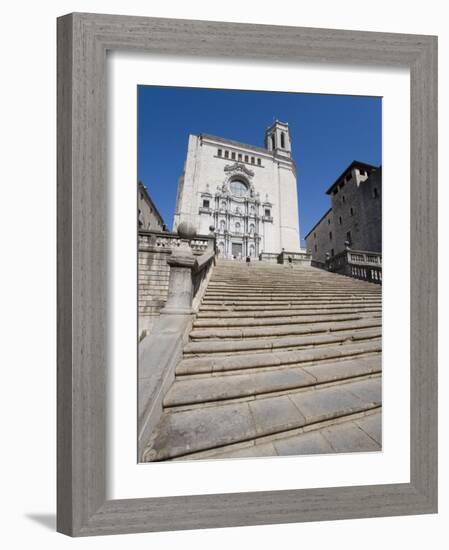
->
[173,121,302,258]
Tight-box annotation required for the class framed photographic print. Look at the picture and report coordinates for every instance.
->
[136,85,383,464]
[57,12,437,536]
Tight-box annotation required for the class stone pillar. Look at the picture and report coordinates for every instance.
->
[207,225,216,252]
[160,222,197,316]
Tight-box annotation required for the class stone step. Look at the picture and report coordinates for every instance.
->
[205,283,381,290]
[177,340,381,375]
[196,305,382,319]
[183,410,382,459]
[164,355,381,409]
[204,295,380,302]
[209,276,380,282]
[208,286,378,293]
[209,275,375,282]
[202,292,380,305]
[142,376,381,461]
[195,308,381,325]
[204,295,381,302]
[211,268,375,278]
[204,298,383,306]
[192,314,380,334]
[210,280,334,284]
[183,326,381,356]
[207,281,381,294]
[200,298,382,309]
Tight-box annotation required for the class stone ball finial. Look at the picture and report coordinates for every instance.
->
[209,225,215,232]
[177,221,197,239]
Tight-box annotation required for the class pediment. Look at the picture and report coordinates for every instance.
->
[224,162,254,178]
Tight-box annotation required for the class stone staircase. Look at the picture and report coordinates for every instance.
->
[142,259,382,461]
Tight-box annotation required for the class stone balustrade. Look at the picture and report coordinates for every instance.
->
[138,223,216,459]
[138,230,213,254]
[278,250,312,266]
[259,250,312,266]
[138,229,215,335]
[325,249,382,284]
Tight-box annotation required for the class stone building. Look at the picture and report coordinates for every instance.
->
[304,161,382,265]
[138,181,166,231]
[173,121,304,258]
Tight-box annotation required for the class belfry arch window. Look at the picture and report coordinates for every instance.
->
[281,132,285,148]
[230,179,248,197]
[271,135,275,150]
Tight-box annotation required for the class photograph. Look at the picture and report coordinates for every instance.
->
[137,85,382,462]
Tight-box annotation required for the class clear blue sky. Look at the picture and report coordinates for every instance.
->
[138,86,381,244]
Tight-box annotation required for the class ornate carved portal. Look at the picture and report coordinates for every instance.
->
[207,162,269,258]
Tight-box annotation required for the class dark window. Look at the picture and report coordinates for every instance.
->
[224,150,229,158]
[238,153,242,161]
[345,173,352,182]
[231,152,236,160]
[258,158,262,166]
[331,248,334,257]
[271,135,275,149]
[313,232,316,239]
[339,216,342,225]
[244,155,249,163]
[281,132,285,148]
[314,244,317,252]
[251,156,255,164]
[203,199,210,209]
[373,187,379,198]
[329,231,333,241]
[342,195,346,203]
[265,208,271,217]
[350,207,354,216]
[328,219,331,224]
[217,149,222,157]
[346,231,352,243]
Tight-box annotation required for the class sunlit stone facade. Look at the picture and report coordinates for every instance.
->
[173,121,302,258]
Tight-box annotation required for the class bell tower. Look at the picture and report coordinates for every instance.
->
[264,120,292,157]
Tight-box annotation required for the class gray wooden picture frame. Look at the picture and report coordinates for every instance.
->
[57,12,438,537]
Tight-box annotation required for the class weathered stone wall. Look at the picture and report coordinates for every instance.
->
[305,208,335,265]
[138,247,171,334]
[332,167,382,254]
[305,166,381,263]
[138,182,165,231]
[355,168,382,252]
[138,230,215,335]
